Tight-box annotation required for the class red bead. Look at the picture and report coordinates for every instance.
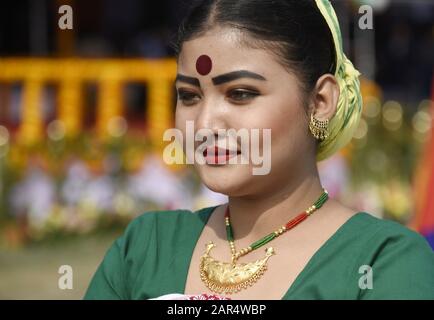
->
[225,206,230,218]
[285,212,308,230]
[226,207,309,232]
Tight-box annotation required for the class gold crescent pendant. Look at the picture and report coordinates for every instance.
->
[199,241,275,294]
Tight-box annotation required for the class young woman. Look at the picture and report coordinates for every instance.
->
[84,0,434,300]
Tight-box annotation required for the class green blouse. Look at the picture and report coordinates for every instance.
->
[84,205,434,300]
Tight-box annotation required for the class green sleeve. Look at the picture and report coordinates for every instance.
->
[359,225,434,300]
[83,235,129,300]
[83,211,157,300]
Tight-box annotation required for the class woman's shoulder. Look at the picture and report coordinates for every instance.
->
[344,211,434,277]
[350,211,431,248]
[126,205,218,231]
[326,201,430,251]
[84,206,220,300]
[346,212,434,299]
[117,205,219,247]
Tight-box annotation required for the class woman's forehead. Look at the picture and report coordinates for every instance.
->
[178,39,277,78]
[176,27,295,84]
[178,28,257,65]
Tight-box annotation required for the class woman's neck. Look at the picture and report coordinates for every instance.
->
[227,172,324,241]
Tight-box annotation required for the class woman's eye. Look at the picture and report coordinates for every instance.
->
[228,89,259,102]
[177,90,201,106]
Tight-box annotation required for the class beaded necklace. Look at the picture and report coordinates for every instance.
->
[199,189,329,294]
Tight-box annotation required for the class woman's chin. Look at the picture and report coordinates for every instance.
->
[198,168,252,196]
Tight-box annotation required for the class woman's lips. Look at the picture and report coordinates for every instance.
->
[203,146,241,164]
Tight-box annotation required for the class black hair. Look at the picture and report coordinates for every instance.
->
[172,0,336,94]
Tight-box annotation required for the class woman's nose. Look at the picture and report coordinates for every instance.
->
[195,96,228,133]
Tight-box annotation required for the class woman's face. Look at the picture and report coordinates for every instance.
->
[175,27,315,197]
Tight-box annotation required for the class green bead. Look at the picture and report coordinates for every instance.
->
[251,233,276,250]
[226,225,234,241]
[314,191,328,208]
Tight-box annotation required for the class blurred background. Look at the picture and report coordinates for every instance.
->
[0,0,433,299]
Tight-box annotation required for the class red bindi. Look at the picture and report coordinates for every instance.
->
[196,55,213,75]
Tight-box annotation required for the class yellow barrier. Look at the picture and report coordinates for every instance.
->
[0,58,177,147]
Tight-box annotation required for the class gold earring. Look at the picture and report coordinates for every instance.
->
[309,113,329,141]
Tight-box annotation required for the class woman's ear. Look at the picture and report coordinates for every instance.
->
[310,74,340,120]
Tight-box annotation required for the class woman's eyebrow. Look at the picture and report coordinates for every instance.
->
[212,70,267,85]
[175,70,266,88]
[175,74,201,87]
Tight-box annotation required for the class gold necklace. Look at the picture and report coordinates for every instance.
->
[199,189,329,294]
